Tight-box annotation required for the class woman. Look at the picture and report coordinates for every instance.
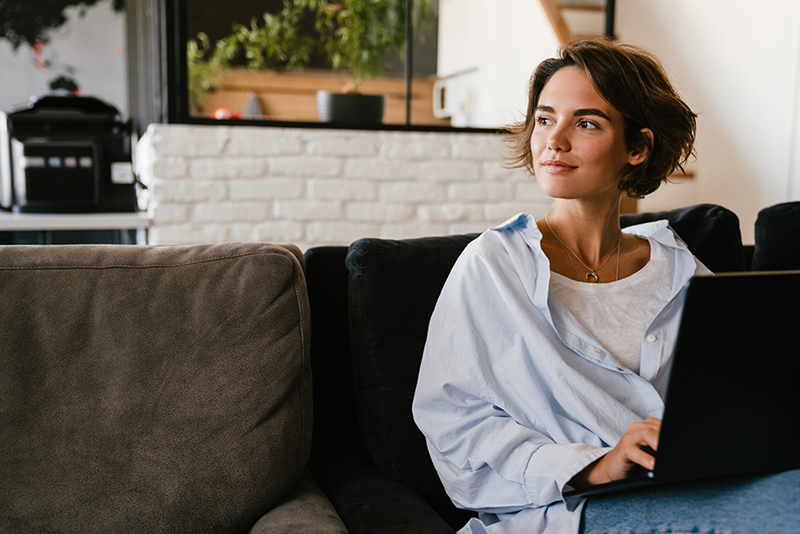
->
[413,38,707,533]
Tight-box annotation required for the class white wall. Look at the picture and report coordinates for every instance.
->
[438,0,800,243]
[617,0,800,243]
[436,0,560,127]
[0,1,127,115]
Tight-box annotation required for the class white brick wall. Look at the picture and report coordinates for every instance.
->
[135,124,553,250]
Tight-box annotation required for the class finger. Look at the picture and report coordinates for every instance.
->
[642,417,662,432]
[626,420,661,451]
[639,425,660,452]
[626,446,656,471]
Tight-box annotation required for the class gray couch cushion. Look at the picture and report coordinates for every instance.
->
[0,243,312,533]
[250,468,347,534]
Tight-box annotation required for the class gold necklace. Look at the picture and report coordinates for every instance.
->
[545,214,621,283]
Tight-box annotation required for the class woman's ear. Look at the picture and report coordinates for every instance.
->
[628,128,654,166]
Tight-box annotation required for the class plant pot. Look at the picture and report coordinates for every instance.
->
[316,90,385,125]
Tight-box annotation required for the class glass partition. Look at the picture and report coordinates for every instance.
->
[185,0,444,127]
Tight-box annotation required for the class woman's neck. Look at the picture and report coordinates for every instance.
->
[542,199,623,266]
[538,196,652,284]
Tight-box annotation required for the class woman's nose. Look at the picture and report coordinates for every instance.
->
[547,125,570,152]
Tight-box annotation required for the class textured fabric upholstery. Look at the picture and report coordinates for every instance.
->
[339,204,744,531]
[249,469,347,534]
[751,201,800,271]
[345,234,480,530]
[306,245,460,533]
[0,243,315,533]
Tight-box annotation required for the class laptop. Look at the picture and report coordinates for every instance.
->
[563,270,800,503]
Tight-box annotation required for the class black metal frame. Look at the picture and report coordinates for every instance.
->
[126,0,500,136]
[164,0,188,127]
[404,0,413,125]
[605,0,616,39]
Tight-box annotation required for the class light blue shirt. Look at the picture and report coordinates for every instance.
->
[412,214,710,534]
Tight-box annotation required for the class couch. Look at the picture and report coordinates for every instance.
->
[0,243,347,533]
[1,202,794,533]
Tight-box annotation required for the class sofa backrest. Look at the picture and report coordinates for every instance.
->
[752,201,800,270]
[338,203,744,522]
[0,243,312,533]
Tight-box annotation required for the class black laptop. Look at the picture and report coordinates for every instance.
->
[564,270,800,503]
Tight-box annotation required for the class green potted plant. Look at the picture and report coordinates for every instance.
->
[187,0,314,115]
[187,0,433,123]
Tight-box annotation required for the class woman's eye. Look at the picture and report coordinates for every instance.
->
[578,120,598,129]
[535,116,552,126]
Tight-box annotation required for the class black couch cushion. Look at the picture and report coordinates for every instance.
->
[307,245,464,533]
[751,201,800,271]
[345,234,479,524]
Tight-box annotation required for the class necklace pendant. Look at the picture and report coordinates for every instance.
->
[585,271,599,283]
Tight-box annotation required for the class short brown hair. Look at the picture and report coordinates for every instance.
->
[506,38,697,198]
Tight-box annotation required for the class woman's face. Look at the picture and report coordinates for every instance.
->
[530,67,645,203]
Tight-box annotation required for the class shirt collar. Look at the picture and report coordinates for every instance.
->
[488,213,701,359]
[494,215,697,291]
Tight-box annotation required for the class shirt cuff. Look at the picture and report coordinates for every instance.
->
[523,443,612,507]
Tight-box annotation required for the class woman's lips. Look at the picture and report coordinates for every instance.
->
[541,160,577,173]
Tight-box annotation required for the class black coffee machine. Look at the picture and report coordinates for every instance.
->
[0,95,137,213]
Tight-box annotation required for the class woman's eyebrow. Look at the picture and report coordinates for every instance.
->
[574,108,612,121]
[535,105,612,122]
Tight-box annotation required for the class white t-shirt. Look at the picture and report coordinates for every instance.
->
[549,236,673,374]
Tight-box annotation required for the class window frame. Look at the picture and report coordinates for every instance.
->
[127,0,499,137]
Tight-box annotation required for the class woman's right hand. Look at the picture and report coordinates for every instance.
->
[569,417,661,489]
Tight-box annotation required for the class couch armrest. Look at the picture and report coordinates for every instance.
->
[249,469,347,534]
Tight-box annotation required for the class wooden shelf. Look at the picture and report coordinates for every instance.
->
[196,68,450,126]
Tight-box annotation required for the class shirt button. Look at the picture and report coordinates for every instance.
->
[647,334,657,343]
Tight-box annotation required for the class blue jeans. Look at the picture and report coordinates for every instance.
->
[581,468,800,534]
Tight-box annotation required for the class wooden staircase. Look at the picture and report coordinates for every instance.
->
[540,0,611,44]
